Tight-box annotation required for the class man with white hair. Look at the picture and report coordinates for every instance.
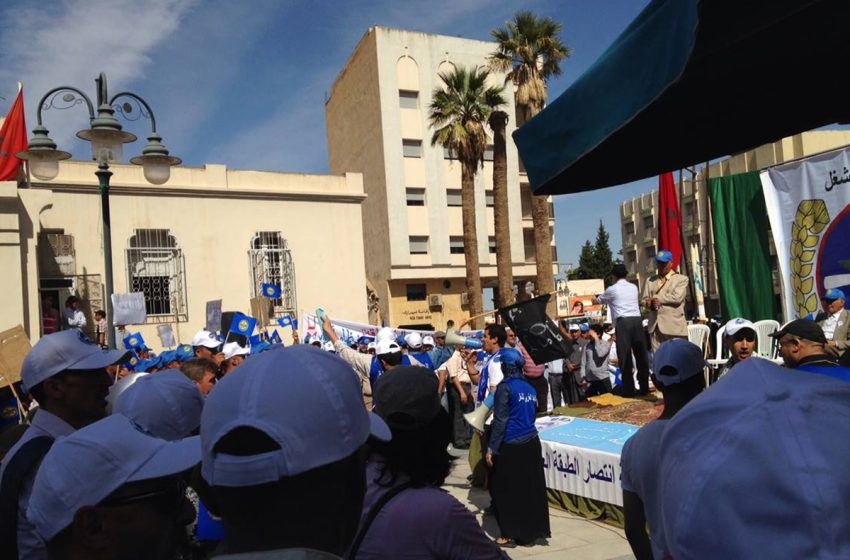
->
[818,288,849,359]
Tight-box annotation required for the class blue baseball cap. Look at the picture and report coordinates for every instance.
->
[158,350,178,366]
[176,344,194,362]
[498,347,525,375]
[579,323,590,333]
[655,250,673,263]
[658,358,850,557]
[114,369,203,441]
[21,331,130,393]
[824,288,846,302]
[201,345,390,487]
[27,414,200,542]
[653,339,705,384]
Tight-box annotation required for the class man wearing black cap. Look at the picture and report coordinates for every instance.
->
[597,264,651,397]
[771,319,845,372]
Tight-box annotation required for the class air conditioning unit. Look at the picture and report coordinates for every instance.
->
[428,294,443,308]
[460,292,469,306]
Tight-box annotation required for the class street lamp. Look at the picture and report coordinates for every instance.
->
[17,73,181,348]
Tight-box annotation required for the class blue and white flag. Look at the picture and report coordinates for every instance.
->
[261,283,282,299]
[229,312,257,337]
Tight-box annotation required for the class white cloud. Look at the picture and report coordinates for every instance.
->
[0,0,200,151]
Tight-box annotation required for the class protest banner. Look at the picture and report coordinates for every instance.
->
[761,147,850,319]
[250,296,273,328]
[157,324,176,348]
[299,313,481,345]
[0,325,30,389]
[111,292,147,326]
[205,299,223,333]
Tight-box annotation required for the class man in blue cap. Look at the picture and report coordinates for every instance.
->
[642,249,689,352]
[0,331,130,559]
[817,288,849,359]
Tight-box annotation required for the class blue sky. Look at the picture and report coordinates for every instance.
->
[0,0,654,272]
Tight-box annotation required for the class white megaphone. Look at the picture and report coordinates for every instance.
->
[445,329,483,350]
[464,392,495,432]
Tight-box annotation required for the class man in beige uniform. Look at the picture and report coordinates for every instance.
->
[642,250,689,351]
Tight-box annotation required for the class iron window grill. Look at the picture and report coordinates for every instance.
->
[249,231,297,316]
[126,229,187,321]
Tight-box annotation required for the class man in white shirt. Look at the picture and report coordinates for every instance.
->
[818,289,849,359]
[597,264,651,397]
[62,296,87,331]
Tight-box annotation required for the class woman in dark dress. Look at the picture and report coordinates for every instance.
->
[485,348,551,548]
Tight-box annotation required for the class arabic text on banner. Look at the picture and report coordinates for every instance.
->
[761,148,850,320]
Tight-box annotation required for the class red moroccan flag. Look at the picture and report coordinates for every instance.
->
[0,88,27,181]
[658,172,683,268]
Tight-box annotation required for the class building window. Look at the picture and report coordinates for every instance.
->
[443,147,457,160]
[446,189,462,207]
[399,90,419,109]
[449,236,464,254]
[483,145,494,162]
[249,231,297,315]
[406,283,427,301]
[488,236,496,254]
[406,188,426,206]
[126,229,186,319]
[684,201,694,217]
[402,139,422,158]
[409,236,429,255]
[624,221,635,234]
[643,215,654,229]
[644,246,656,260]
[485,190,494,207]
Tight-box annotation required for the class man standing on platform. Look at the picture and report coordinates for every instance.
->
[597,264,651,397]
[642,250,689,351]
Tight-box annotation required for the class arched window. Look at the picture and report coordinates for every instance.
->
[249,231,297,316]
[126,229,187,320]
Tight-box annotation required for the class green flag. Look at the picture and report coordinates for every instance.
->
[708,172,777,321]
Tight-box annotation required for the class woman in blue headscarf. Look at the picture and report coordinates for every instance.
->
[485,347,551,548]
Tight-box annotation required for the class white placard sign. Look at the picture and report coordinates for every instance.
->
[157,324,176,348]
[111,292,147,326]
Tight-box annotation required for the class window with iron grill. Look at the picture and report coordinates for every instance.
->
[250,231,297,315]
[126,229,186,320]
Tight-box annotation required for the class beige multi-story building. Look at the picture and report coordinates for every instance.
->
[326,27,556,329]
[1,160,369,349]
[620,129,850,319]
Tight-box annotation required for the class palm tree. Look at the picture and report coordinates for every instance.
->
[488,109,514,308]
[429,66,506,329]
[490,11,570,314]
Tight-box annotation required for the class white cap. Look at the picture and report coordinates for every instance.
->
[404,332,423,350]
[322,341,335,352]
[114,370,203,441]
[192,330,221,349]
[367,342,377,351]
[422,335,435,347]
[222,341,250,360]
[568,324,580,331]
[376,327,395,342]
[201,346,390,486]
[376,339,401,356]
[21,331,130,393]
[724,317,756,337]
[27,414,200,541]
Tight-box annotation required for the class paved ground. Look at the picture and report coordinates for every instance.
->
[444,448,635,560]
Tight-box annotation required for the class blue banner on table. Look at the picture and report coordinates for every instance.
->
[229,313,257,337]
[498,294,571,364]
[261,283,282,299]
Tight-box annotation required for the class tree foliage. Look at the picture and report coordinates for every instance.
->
[569,221,616,284]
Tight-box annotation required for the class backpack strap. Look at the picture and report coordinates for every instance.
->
[0,435,54,560]
[346,481,413,559]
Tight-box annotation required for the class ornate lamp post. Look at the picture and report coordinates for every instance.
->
[17,73,181,348]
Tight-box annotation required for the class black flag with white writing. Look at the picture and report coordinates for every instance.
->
[499,294,571,364]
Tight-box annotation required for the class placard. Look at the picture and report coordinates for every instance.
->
[157,324,176,348]
[205,299,223,333]
[111,292,147,326]
[249,297,273,328]
[0,325,31,389]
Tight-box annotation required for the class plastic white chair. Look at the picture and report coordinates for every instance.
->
[753,319,780,359]
[707,325,727,370]
[687,324,710,353]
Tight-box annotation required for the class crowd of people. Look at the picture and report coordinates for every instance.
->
[2,261,849,559]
